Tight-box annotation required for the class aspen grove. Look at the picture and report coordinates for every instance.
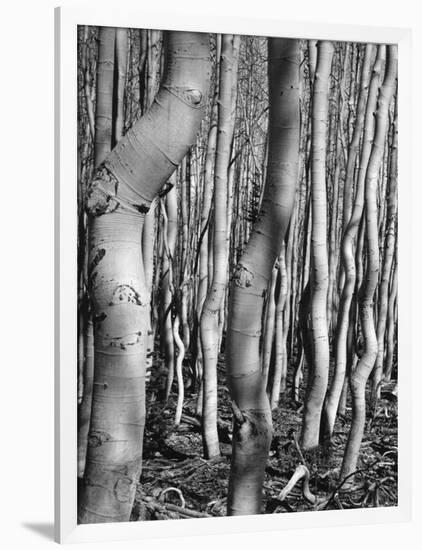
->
[77,27,398,523]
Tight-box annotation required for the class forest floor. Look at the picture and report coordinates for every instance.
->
[132,351,398,521]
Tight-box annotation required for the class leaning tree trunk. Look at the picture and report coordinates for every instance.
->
[226,38,300,516]
[78,31,211,524]
[340,44,397,482]
[300,41,334,450]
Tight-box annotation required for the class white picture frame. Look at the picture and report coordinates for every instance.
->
[55,5,412,543]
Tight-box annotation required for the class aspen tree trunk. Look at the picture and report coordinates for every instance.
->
[78,32,211,524]
[308,40,317,86]
[270,246,288,409]
[200,34,240,460]
[77,318,94,477]
[173,309,185,426]
[320,44,376,443]
[340,44,371,279]
[371,101,397,399]
[180,158,191,352]
[81,26,95,140]
[384,257,397,381]
[78,29,116,478]
[114,28,128,143]
[161,184,178,401]
[341,45,397,482]
[94,27,116,163]
[300,41,334,450]
[293,176,312,402]
[226,38,300,515]
[142,199,157,375]
[194,85,218,414]
[77,141,93,474]
[262,264,278,380]
[144,30,162,110]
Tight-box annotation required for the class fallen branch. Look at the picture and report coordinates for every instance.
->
[142,495,211,519]
[159,487,186,508]
[278,465,316,505]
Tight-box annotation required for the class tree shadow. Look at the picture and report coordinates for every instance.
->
[22,522,54,541]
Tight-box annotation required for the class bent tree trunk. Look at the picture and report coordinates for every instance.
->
[226,38,300,515]
[340,44,397,482]
[78,31,211,524]
[300,41,334,450]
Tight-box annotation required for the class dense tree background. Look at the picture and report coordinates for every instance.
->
[77,27,398,523]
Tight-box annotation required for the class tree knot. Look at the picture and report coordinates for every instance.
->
[86,165,120,216]
[88,430,112,448]
[163,85,205,109]
[233,264,254,288]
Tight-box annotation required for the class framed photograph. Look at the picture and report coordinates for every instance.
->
[55,5,412,544]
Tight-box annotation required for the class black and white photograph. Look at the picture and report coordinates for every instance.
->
[3,0,422,548]
[75,24,399,525]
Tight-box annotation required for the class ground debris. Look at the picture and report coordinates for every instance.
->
[133,353,397,519]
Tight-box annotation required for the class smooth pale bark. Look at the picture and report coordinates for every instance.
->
[325,50,344,325]
[300,41,334,450]
[338,45,372,292]
[320,44,377,443]
[200,34,240,460]
[283,197,298,368]
[194,62,219,414]
[80,211,148,524]
[327,49,348,331]
[327,165,340,331]
[262,264,278,380]
[341,45,397,482]
[270,246,288,409]
[142,199,157,374]
[94,27,116,165]
[78,29,115,478]
[293,184,312,403]
[194,111,219,414]
[161,184,178,401]
[179,158,191,352]
[79,32,211,524]
[173,312,185,426]
[371,102,397,399]
[226,38,300,515]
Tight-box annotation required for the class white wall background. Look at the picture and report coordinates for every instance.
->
[0,0,419,548]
